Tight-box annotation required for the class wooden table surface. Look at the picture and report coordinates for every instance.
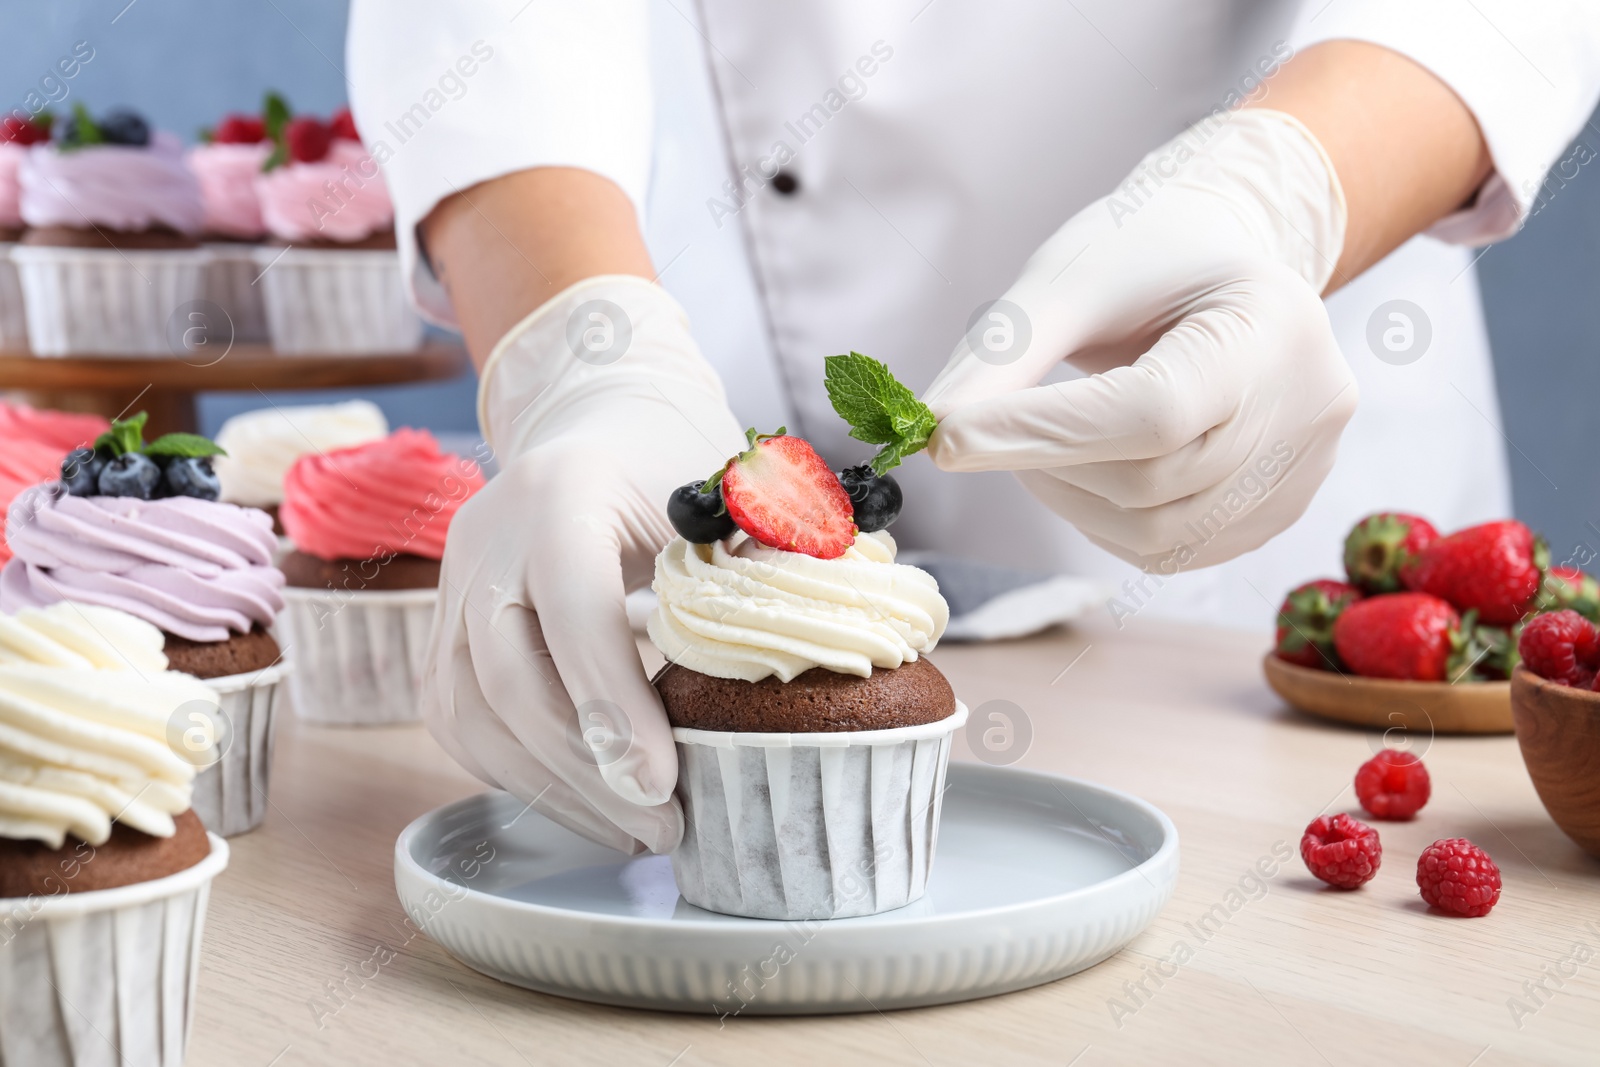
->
[190,616,1600,1067]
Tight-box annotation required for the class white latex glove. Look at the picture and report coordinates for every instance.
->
[923,109,1359,571]
[428,276,744,854]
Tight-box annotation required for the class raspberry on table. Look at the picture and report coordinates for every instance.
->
[1300,813,1382,889]
[1416,838,1502,917]
[1354,750,1431,820]
[1517,609,1600,687]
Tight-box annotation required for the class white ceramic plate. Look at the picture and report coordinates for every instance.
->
[394,763,1179,1015]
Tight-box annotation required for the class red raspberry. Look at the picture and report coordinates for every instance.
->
[1517,610,1600,686]
[329,107,361,142]
[1416,838,1501,917]
[213,114,266,144]
[1,113,50,145]
[1300,813,1382,889]
[284,116,332,163]
[1354,750,1431,820]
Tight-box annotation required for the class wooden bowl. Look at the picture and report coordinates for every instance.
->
[1262,654,1513,735]
[1511,665,1600,858]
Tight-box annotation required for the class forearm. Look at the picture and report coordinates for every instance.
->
[419,167,655,366]
[1250,39,1493,291]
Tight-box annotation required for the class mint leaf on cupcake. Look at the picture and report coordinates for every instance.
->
[145,433,227,459]
[824,352,936,475]
[93,412,147,456]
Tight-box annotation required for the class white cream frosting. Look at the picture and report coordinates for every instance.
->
[214,400,389,507]
[0,603,218,848]
[647,530,949,682]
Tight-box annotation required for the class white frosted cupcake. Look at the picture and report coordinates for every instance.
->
[0,603,230,1067]
[646,429,959,920]
[215,399,388,534]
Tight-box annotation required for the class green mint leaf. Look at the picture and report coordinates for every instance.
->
[262,91,292,140]
[58,102,102,152]
[95,411,147,455]
[824,352,936,474]
[198,126,215,145]
[260,142,287,172]
[144,433,226,459]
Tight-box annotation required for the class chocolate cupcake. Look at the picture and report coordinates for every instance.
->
[0,414,289,836]
[276,428,483,724]
[0,603,230,1066]
[13,105,208,354]
[648,511,961,920]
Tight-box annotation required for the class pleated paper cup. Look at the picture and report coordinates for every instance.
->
[11,245,209,356]
[201,242,268,344]
[0,834,229,1067]
[278,586,436,725]
[252,246,423,354]
[0,243,28,349]
[672,701,969,920]
[188,660,289,837]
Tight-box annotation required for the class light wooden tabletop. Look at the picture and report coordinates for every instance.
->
[189,616,1600,1067]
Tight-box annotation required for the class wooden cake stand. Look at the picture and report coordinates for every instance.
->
[0,344,470,435]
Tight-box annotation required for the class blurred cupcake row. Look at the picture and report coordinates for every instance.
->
[0,397,480,1061]
[0,94,421,357]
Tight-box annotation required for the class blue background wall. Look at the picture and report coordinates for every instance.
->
[5,2,1600,558]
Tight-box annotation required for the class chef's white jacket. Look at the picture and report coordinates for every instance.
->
[348,0,1600,630]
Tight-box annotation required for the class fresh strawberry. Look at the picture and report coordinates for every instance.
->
[1274,579,1361,670]
[1401,520,1546,626]
[1517,609,1600,687]
[284,116,332,163]
[1538,565,1600,623]
[212,114,266,144]
[716,430,856,559]
[1343,512,1438,594]
[329,107,360,142]
[1332,593,1483,682]
[0,113,51,145]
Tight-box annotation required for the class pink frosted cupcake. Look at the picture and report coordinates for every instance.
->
[187,99,281,343]
[252,108,420,353]
[276,428,483,723]
[13,105,207,355]
[0,401,108,567]
[0,114,50,349]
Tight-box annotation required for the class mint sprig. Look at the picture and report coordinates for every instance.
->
[89,413,226,459]
[145,433,226,459]
[261,90,293,172]
[57,103,103,152]
[824,352,936,475]
[93,412,147,456]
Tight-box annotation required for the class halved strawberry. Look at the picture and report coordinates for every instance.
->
[716,430,856,559]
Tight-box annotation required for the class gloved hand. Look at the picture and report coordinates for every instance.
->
[922,109,1359,571]
[428,275,745,854]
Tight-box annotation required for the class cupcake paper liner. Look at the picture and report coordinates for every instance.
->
[201,242,269,344]
[278,586,436,725]
[252,247,423,354]
[0,243,28,349]
[11,246,210,356]
[188,660,289,837]
[0,834,229,1067]
[672,702,969,920]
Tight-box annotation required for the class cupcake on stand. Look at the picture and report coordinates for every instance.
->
[253,107,422,353]
[13,105,207,355]
[0,113,51,350]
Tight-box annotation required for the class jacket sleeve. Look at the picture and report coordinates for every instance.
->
[1292,0,1600,244]
[346,0,654,326]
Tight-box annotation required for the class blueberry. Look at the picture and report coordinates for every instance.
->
[161,456,221,501]
[97,108,150,147]
[838,465,902,533]
[97,452,162,499]
[60,447,109,496]
[667,480,737,543]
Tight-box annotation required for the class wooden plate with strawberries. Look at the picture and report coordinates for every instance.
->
[1262,654,1513,735]
[1259,513,1576,737]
